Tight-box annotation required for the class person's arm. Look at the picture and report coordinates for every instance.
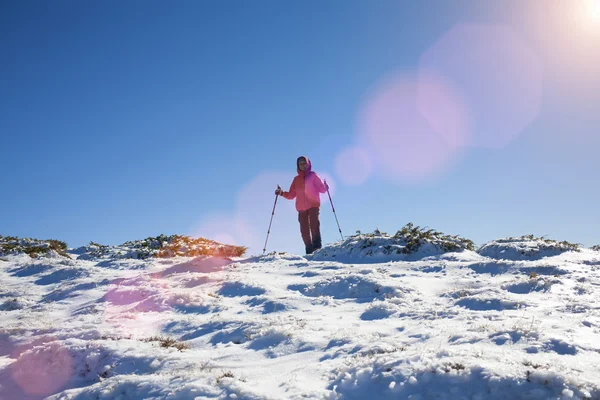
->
[282,178,297,199]
[313,173,328,194]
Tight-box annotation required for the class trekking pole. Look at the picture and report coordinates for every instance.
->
[325,180,344,241]
[263,185,281,255]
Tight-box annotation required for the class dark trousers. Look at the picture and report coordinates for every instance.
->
[298,207,321,254]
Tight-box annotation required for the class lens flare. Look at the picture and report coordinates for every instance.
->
[192,215,243,247]
[420,24,542,149]
[579,0,600,35]
[192,214,259,255]
[213,233,237,247]
[357,72,466,183]
[585,0,600,22]
[317,172,335,195]
[334,146,373,186]
[235,172,304,255]
[10,337,72,396]
[192,172,302,255]
[103,276,171,336]
[417,69,471,149]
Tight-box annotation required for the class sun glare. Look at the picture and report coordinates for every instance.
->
[584,0,600,24]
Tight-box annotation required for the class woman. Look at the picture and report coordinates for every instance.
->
[276,156,329,254]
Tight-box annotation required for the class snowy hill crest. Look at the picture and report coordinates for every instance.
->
[477,235,581,261]
[1,234,247,260]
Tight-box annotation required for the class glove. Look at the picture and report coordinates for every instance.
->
[324,181,329,191]
[275,187,283,196]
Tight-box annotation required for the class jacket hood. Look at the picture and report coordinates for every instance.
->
[297,156,312,174]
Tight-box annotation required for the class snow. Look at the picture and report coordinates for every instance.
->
[1,238,600,399]
[477,237,580,261]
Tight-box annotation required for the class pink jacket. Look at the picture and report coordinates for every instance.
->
[282,156,327,212]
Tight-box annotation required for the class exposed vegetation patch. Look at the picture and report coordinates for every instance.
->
[216,370,234,384]
[478,235,580,260]
[0,235,70,258]
[141,336,190,351]
[0,298,24,311]
[77,234,247,260]
[81,241,112,258]
[388,223,475,254]
[313,223,474,261]
[357,224,475,255]
[441,362,466,372]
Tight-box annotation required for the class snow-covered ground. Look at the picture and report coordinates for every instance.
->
[1,236,600,400]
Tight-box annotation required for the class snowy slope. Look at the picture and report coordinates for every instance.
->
[1,236,600,400]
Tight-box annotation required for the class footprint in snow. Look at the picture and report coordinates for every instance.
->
[35,268,89,286]
[542,339,577,355]
[455,297,524,311]
[217,282,266,297]
[502,279,557,294]
[293,271,320,278]
[9,264,53,278]
[245,297,290,314]
[489,330,526,345]
[360,304,397,321]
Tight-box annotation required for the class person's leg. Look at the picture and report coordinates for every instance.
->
[308,207,322,251]
[298,211,313,254]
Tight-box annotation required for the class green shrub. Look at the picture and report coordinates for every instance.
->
[347,223,474,255]
[392,223,475,254]
[0,235,70,258]
[497,235,580,252]
[109,234,248,259]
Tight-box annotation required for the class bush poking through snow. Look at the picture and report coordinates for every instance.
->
[152,235,247,258]
[352,224,475,254]
[478,235,580,261]
[77,234,247,260]
[82,241,112,258]
[216,370,234,384]
[523,360,545,370]
[142,336,190,351]
[591,245,600,251]
[0,235,70,258]
[391,223,475,253]
[313,223,474,262]
[442,362,466,372]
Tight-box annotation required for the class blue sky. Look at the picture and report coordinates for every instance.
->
[2,1,599,255]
